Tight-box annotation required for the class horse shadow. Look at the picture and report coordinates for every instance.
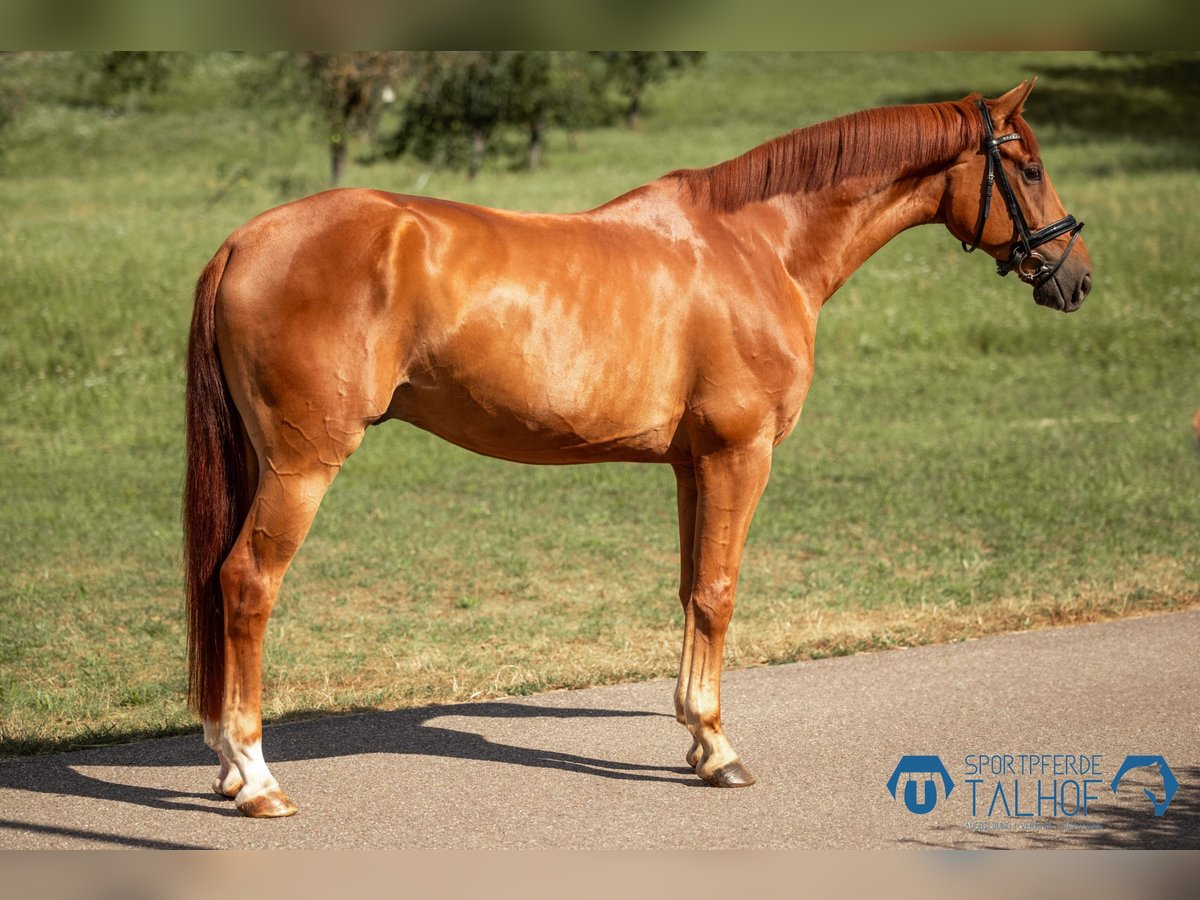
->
[0,699,695,844]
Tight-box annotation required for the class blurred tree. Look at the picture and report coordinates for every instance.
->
[91,52,185,113]
[504,51,556,171]
[292,52,406,185]
[0,53,22,171]
[502,51,608,170]
[389,51,509,178]
[593,52,704,129]
[0,57,16,130]
[384,51,610,177]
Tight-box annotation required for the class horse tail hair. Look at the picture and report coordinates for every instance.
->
[184,242,249,723]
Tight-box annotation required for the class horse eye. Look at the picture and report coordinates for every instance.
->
[1023,165,1043,182]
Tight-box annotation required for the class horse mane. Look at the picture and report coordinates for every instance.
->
[668,99,988,213]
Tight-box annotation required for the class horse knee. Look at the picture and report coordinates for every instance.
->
[692,576,735,633]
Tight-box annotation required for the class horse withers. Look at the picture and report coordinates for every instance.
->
[184,79,1091,816]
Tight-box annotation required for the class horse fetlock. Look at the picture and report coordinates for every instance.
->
[683,707,721,735]
[213,762,244,798]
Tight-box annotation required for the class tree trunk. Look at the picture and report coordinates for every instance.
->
[469,128,486,179]
[625,90,641,129]
[330,136,347,186]
[527,118,544,171]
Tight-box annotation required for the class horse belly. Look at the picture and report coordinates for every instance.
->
[385,310,687,464]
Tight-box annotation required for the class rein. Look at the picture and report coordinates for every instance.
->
[961,99,1083,285]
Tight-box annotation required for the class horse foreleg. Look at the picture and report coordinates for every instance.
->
[215,460,342,817]
[681,442,772,787]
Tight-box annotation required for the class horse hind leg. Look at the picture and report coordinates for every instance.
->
[671,464,704,769]
[215,427,364,817]
[203,432,257,801]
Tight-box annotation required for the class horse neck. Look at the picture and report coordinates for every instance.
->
[773,166,950,303]
[672,102,979,303]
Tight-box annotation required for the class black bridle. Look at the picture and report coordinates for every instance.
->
[961,99,1083,286]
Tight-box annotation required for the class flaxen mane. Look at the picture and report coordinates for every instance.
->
[670,100,998,213]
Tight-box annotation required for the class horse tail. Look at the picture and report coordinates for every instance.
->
[184,242,249,722]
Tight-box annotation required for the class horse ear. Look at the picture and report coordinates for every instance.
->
[992,77,1037,125]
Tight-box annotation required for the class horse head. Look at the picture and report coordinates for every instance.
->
[944,78,1093,313]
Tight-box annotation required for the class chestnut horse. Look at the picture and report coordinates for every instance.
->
[185,79,1091,817]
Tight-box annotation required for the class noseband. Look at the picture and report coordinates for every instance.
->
[961,99,1083,285]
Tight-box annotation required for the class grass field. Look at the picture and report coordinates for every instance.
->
[1,51,1197,755]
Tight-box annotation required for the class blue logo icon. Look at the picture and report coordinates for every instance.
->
[1111,755,1178,817]
[888,755,956,814]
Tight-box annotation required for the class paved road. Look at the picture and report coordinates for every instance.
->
[2,611,1197,849]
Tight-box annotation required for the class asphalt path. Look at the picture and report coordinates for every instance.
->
[2,610,1197,849]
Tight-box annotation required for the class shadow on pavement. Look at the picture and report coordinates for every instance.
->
[0,699,694,840]
[0,818,209,850]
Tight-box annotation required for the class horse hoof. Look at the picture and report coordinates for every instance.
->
[236,790,299,818]
[685,741,703,769]
[700,760,757,788]
[213,775,244,798]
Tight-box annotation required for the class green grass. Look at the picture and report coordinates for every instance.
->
[2,51,1197,755]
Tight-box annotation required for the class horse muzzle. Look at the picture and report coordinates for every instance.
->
[1032,255,1092,313]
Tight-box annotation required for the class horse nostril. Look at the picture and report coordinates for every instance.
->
[1072,273,1092,308]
